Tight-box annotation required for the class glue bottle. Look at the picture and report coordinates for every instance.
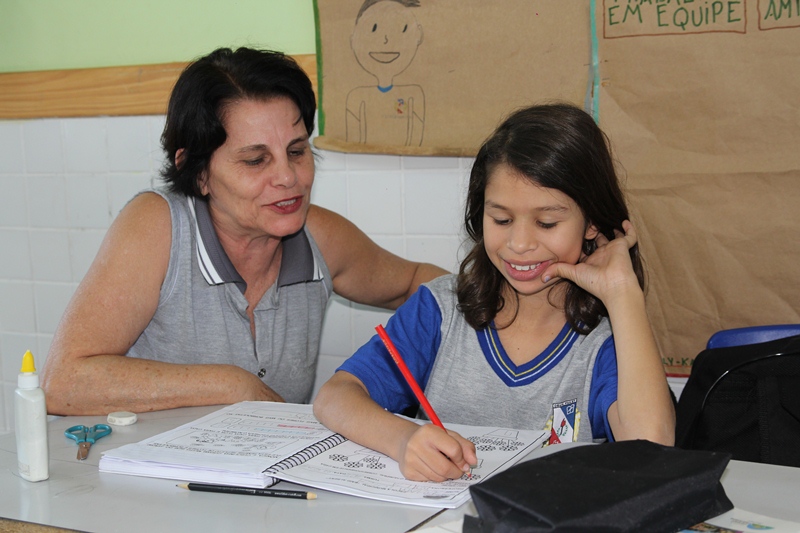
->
[14,350,49,482]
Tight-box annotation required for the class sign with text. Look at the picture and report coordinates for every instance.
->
[604,0,747,37]
[758,0,800,29]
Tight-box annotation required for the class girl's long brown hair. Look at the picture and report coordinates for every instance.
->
[456,103,645,334]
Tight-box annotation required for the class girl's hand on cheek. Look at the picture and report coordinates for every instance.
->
[542,220,641,304]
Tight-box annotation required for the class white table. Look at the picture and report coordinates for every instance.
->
[0,406,445,533]
[2,406,800,532]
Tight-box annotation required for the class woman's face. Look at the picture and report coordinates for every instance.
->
[201,97,315,241]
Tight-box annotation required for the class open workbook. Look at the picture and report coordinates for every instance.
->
[99,401,548,508]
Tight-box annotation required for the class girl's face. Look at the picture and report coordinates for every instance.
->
[482,164,598,299]
[201,97,315,242]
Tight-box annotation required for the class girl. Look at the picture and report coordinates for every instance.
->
[314,103,675,482]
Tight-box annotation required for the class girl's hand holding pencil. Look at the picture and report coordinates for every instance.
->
[398,423,477,482]
[375,325,477,482]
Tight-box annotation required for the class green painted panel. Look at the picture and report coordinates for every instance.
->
[0,0,316,73]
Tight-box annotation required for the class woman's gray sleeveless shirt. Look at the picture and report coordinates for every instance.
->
[126,189,332,404]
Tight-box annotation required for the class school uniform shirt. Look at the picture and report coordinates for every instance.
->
[338,274,618,443]
[126,189,332,404]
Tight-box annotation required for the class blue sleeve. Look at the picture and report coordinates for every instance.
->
[588,335,618,441]
[337,285,442,413]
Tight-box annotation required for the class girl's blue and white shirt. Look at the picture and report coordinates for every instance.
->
[338,274,618,442]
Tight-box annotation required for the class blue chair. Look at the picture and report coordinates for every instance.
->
[706,324,800,350]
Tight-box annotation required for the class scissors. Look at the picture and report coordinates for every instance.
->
[65,424,112,460]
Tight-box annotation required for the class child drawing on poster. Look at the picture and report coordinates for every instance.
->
[346,0,426,146]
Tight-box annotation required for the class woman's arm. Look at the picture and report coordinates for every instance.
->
[313,371,476,481]
[306,205,448,309]
[40,193,282,415]
[542,221,675,445]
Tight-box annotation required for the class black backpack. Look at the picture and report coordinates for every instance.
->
[675,334,800,466]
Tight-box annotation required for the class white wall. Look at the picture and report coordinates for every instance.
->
[0,114,471,434]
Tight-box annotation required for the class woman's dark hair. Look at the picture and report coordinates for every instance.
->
[456,103,645,334]
[160,47,316,197]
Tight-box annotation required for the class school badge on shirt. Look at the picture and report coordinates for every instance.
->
[546,398,580,445]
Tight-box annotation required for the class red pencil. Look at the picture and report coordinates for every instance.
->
[375,324,445,429]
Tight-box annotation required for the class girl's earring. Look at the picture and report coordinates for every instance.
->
[582,239,597,255]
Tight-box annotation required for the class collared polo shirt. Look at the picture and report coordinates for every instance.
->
[126,189,332,404]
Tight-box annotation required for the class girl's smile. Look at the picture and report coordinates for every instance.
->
[504,259,552,282]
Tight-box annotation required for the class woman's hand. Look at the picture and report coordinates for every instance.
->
[398,424,477,482]
[240,370,285,403]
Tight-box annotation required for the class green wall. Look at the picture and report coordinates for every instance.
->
[0,0,316,73]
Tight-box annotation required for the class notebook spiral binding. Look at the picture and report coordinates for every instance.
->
[263,433,347,475]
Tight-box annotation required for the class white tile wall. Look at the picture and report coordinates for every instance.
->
[0,115,471,434]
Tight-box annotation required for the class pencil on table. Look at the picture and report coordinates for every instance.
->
[177,482,317,500]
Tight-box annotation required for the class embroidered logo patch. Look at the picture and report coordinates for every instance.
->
[547,398,579,445]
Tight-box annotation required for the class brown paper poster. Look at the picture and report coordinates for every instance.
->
[314,0,800,375]
[313,0,593,155]
[599,0,800,374]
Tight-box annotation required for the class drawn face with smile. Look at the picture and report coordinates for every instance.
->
[351,0,423,88]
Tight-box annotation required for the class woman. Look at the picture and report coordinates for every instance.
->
[41,47,446,415]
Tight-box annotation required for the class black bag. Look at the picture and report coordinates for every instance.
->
[675,334,800,467]
[463,440,732,533]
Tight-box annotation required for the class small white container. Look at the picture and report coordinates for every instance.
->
[14,350,49,482]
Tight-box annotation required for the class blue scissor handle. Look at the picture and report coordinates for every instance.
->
[65,425,87,443]
[87,423,112,442]
[65,424,112,444]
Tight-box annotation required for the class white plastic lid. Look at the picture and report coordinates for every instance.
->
[17,372,39,389]
[107,411,138,426]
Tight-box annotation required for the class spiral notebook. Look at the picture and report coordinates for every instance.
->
[99,401,547,508]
